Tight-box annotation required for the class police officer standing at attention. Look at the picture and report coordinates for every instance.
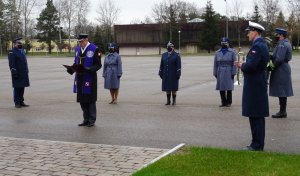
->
[269,28,293,118]
[159,42,181,105]
[213,37,237,107]
[8,37,30,108]
[66,34,102,127]
[236,21,269,151]
[103,43,123,104]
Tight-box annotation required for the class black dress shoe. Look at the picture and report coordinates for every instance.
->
[15,104,22,108]
[219,104,226,107]
[272,111,287,118]
[243,146,263,151]
[78,122,88,126]
[20,102,29,107]
[86,123,95,127]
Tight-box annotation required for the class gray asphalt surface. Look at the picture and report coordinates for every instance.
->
[0,55,299,153]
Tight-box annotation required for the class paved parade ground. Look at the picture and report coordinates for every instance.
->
[0,55,300,175]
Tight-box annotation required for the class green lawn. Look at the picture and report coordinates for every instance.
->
[133,147,300,176]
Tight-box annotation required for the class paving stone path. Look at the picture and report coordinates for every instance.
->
[0,137,169,176]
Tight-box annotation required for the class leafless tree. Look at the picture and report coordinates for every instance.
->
[229,0,244,47]
[97,0,120,43]
[255,0,280,34]
[19,0,44,52]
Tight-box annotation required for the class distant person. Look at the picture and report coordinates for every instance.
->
[213,37,237,107]
[65,34,102,127]
[8,37,30,108]
[159,42,181,105]
[236,21,269,151]
[103,43,123,104]
[269,28,293,118]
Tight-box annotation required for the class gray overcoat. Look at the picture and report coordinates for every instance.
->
[213,48,237,91]
[269,38,293,97]
[103,52,122,89]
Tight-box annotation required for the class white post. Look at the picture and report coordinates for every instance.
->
[178,30,181,54]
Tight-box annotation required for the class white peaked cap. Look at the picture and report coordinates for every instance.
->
[246,21,265,31]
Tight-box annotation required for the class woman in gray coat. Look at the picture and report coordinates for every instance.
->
[269,28,293,118]
[103,43,123,104]
[213,37,237,107]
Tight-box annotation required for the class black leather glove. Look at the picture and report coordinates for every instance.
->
[214,75,217,79]
[117,75,121,79]
[159,74,163,79]
[67,68,74,75]
[231,75,234,80]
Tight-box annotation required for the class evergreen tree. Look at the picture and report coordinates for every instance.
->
[93,25,105,53]
[36,0,59,54]
[274,11,285,28]
[251,4,262,23]
[200,0,219,53]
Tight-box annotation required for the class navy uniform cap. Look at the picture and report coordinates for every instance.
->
[245,21,265,32]
[221,37,229,44]
[13,37,22,43]
[167,41,174,47]
[275,28,287,35]
[108,43,117,48]
[77,34,88,41]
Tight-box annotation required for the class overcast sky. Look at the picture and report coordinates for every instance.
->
[88,0,256,24]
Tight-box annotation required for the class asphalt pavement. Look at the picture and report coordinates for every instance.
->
[0,55,299,154]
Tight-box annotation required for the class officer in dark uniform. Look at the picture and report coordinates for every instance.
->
[269,28,293,118]
[159,42,181,105]
[66,34,102,127]
[236,21,269,151]
[8,37,30,108]
[213,37,237,107]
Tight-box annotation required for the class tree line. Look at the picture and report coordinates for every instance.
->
[0,0,300,54]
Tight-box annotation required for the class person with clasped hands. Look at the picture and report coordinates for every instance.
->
[236,21,269,151]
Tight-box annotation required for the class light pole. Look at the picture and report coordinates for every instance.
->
[59,27,63,52]
[225,0,228,38]
[178,30,181,54]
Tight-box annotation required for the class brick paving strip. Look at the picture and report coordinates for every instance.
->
[0,137,172,176]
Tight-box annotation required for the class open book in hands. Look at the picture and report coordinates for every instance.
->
[63,64,84,75]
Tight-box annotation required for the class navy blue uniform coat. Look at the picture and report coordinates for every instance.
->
[241,37,269,117]
[159,51,181,91]
[8,48,30,88]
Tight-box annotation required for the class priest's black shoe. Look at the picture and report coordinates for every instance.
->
[86,123,95,127]
[21,102,29,107]
[272,111,287,118]
[78,122,88,126]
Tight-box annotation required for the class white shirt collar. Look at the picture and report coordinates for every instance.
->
[81,42,90,53]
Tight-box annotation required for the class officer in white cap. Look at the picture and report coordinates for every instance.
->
[269,28,293,118]
[236,21,269,151]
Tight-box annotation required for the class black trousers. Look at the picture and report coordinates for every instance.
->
[220,90,232,105]
[14,87,25,105]
[80,102,96,124]
[249,117,265,150]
